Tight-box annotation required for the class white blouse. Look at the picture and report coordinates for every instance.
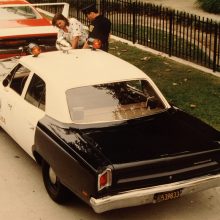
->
[57,18,88,47]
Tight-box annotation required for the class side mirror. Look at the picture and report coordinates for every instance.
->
[2,78,9,87]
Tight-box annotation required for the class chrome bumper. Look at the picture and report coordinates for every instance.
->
[90,174,220,213]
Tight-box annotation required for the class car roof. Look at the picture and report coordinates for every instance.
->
[20,49,148,89]
[19,49,170,123]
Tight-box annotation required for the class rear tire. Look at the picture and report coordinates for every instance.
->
[42,160,71,204]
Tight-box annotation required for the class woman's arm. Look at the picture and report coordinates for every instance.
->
[71,36,80,49]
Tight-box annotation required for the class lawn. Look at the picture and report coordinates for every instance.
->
[109,40,220,131]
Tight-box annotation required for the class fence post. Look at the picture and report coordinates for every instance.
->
[213,23,218,72]
[132,0,137,44]
[168,10,173,57]
[76,0,79,20]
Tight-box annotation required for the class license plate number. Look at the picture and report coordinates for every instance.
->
[154,189,183,203]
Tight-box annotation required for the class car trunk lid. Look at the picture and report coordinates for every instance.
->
[82,109,220,193]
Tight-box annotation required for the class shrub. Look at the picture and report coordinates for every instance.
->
[196,0,220,14]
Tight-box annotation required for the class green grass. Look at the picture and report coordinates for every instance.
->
[109,40,220,131]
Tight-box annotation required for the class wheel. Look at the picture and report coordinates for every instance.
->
[42,160,71,204]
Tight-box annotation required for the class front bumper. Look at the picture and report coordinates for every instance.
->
[90,174,220,213]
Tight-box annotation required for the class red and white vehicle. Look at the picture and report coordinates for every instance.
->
[0,0,69,59]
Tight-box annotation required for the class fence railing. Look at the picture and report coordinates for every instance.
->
[31,0,220,73]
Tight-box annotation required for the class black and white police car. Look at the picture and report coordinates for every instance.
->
[0,45,220,213]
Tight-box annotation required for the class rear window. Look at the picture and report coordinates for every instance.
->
[0,6,40,20]
[66,80,166,124]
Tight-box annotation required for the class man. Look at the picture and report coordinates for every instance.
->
[82,4,111,52]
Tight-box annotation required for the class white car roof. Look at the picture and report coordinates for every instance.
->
[19,49,169,123]
[20,49,148,89]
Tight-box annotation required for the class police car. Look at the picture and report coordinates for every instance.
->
[0,46,220,213]
[0,0,69,59]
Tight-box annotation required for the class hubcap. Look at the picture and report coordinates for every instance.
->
[49,167,57,184]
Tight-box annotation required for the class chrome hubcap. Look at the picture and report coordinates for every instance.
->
[49,167,57,184]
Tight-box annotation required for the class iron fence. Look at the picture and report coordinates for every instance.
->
[30,0,220,72]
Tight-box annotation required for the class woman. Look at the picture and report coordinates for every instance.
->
[52,13,87,49]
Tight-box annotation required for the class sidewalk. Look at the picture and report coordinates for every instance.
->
[142,0,220,22]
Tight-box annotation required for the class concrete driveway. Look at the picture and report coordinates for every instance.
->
[1,129,220,220]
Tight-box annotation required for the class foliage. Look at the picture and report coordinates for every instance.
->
[196,0,220,14]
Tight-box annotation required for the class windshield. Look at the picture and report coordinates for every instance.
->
[0,6,40,20]
[66,80,166,124]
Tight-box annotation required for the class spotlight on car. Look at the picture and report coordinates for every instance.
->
[28,43,42,57]
[88,38,102,50]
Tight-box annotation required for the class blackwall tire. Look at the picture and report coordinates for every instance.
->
[42,160,71,204]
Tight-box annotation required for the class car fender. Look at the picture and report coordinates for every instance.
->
[33,116,99,204]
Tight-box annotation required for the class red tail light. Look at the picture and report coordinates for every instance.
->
[98,168,112,191]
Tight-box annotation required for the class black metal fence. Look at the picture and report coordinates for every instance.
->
[31,0,220,72]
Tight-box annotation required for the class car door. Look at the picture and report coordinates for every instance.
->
[14,73,46,158]
[0,64,45,158]
[0,63,31,136]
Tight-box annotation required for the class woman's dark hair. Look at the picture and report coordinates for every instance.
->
[52,13,69,26]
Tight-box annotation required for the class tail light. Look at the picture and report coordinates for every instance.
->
[98,168,112,191]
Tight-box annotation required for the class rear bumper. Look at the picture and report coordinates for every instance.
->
[90,174,220,213]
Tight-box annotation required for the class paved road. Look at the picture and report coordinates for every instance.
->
[1,129,220,220]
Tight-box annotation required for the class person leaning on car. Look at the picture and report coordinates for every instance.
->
[82,4,111,52]
[52,13,88,50]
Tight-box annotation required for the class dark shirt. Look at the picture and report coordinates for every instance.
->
[88,15,111,52]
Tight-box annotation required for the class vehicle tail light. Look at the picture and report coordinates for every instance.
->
[98,168,112,191]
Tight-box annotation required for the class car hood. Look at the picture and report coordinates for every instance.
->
[0,18,51,28]
[0,20,57,37]
[81,109,220,165]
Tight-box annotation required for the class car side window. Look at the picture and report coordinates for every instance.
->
[25,74,46,111]
[9,64,31,95]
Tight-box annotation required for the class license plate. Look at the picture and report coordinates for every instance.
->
[154,188,183,203]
